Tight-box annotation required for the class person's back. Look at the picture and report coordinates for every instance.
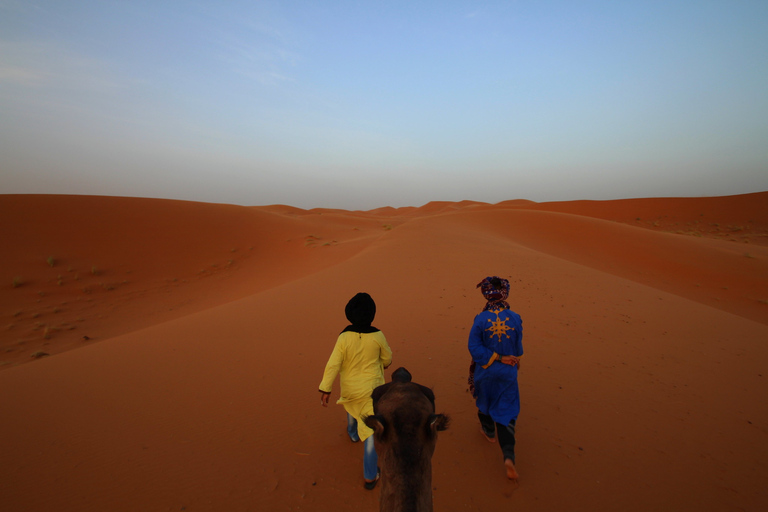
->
[467,276,524,481]
[318,292,392,489]
[331,330,390,403]
[471,308,523,357]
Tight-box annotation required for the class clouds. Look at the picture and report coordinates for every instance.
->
[210,35,298,86]
[1,1,767,209]
[0,41,52,87]
[0,64,43,87]
[191,2,303,88]
[0,39,141,157]
[0,41,118,91]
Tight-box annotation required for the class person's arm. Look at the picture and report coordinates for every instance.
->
[378,333,393,369]
[509,315,523,368]
[468,318,497,369]
[318,337,344,404]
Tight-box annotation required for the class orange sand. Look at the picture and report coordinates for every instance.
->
[1,192,766,511]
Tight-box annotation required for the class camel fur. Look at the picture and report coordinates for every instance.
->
[364,367,449,512]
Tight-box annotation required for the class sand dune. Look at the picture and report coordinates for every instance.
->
[1,192,767,511]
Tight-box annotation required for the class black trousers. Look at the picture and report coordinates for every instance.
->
[478,411,517,463]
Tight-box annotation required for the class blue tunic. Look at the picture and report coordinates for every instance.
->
[468,308,524,426]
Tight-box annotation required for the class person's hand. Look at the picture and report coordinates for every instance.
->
[320,391,331,407]
[500,355,520,368]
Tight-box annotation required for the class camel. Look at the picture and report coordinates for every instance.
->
[364,367,449,512]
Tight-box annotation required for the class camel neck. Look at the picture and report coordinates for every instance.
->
[379,465,433,512]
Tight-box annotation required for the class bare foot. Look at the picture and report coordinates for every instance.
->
[504,459,519,481]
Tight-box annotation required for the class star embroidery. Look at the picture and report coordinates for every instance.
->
[486,309,515,343]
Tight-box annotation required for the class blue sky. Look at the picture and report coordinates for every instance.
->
[1,0,766,209]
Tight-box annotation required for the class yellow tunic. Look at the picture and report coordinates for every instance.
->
[319,331,392,441]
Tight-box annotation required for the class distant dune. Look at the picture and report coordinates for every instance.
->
[1,192,766,511]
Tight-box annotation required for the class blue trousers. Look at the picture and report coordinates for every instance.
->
[347,413,378,480]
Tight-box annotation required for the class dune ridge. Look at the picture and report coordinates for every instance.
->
[1,192,767,511]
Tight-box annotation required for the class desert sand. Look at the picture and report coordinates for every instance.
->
[1,192,767,511]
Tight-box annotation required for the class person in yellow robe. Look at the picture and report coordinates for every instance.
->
[319,292,392,489]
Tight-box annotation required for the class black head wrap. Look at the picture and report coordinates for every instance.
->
[341,292,380,334]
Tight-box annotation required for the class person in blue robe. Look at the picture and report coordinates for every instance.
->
[468,276,524,480]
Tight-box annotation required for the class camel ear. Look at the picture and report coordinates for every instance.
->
[364,414,387,438]
[429,413,450,433]
[370,383,392,412]
[417,384,436,408]
[391,367,412,383]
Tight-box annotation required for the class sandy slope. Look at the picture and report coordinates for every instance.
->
[1,193,767,511]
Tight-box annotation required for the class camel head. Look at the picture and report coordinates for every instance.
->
[364,367,449,512]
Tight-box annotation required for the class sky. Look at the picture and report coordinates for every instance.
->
[1,0,767,210]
